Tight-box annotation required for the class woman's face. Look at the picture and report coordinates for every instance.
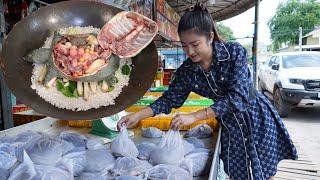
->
[180,30,213,63]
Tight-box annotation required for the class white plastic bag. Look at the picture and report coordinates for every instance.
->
[185,149,212,176]
[115,175,143,180]
[183,140,195,156]
[86,139,104,150]
[8,151,36,180]
[26,136,63,166]
[61,139,76,155]
[137,142,156,160]
[63,151,87,176]
[85,148,115,173]
[14,131,43,150]
[184,124,213,139]
[75,173,107,180]
[184,137,205,148]
[0,168,9,180]
[59,132,87,153]
[0,151,17,170]
[110,157,152,176]
[33,159,74,180]
[149,130,185,165]
[110,127,138,158]
[146,164,192,180]
[141,127,164,138]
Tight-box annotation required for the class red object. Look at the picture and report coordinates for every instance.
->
[21,1,28,10]
[162,69,176,85]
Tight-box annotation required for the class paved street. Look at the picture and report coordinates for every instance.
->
[282,107,320,166]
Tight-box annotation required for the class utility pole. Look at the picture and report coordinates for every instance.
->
[299,27,302,51]
[252,0,260,89]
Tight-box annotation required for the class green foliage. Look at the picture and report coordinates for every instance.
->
[217,23,235,41]
[268,0,320,50]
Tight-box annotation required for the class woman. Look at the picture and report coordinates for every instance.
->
[118,3,297,180]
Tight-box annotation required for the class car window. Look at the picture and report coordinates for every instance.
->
[268,57,275,67]
[282,54,320,68]
[274,57,280,65]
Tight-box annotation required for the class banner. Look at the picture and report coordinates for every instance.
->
[156,0,180,41]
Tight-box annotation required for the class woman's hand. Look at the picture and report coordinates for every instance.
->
[170,113,197,130]
[117,113,140,130]
[116,107,155,131]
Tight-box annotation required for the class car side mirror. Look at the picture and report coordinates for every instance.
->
[271,64,279,70]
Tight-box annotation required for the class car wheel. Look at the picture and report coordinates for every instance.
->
[258,79,265,93]
[273,88,291,117]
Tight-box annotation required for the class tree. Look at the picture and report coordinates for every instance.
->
[216,23,235,41]
[268,0,320,50]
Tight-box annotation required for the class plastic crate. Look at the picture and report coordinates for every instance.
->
[66,120,92,128]
[139,117,219,131]
[126,106,205,113]
[143,92,204,99]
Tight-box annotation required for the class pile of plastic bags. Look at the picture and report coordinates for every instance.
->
[0,123,214,179]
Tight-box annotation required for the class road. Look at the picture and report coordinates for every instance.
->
[281,107,320,166]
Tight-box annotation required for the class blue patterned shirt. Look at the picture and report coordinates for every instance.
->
[149,41,298,179]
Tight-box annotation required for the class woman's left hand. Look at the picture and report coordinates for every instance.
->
[170,113,197,130]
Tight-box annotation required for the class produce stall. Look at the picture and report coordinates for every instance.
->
[0,117,222,179]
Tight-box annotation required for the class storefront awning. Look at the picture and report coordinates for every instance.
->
[167,0,258,21]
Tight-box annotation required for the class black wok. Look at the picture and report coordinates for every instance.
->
[0,0,158,120]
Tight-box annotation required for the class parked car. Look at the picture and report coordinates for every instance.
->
[258,51,320,117]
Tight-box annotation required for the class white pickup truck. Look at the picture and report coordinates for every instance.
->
[258,51,320,117]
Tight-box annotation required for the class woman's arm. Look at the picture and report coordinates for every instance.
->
[117,106,154,129]
[117,65,191,129]
[170,107,216,130]
[149,66,191,115]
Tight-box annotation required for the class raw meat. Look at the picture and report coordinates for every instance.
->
[53,34,112,78]
[98,11,158,58]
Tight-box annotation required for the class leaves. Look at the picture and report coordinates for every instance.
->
[56,79,78,98]
[121,65,131,75]
[268,0,320,51]
[216,23,235,41]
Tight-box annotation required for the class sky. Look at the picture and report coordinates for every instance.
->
[221,0,286,46]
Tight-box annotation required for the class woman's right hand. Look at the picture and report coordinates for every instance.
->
[117,113,140,130]
[116,107,155,131]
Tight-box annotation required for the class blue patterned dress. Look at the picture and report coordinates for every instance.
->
[149,41,298,180]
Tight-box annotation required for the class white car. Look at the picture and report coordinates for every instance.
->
[258,51,320,117]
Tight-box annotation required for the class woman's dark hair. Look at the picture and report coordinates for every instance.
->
[178,3,221,42]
